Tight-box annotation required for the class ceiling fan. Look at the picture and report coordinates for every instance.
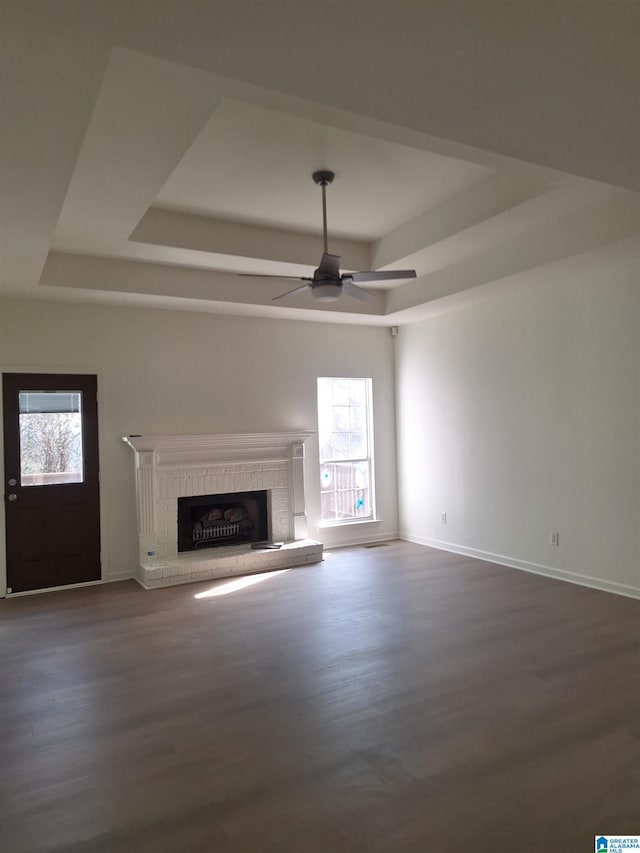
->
[240,170,417,302]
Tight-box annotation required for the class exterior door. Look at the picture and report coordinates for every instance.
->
[2,373,101,593]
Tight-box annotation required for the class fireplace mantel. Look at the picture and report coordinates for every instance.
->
[123,431,322,588]
[123,431,315,467]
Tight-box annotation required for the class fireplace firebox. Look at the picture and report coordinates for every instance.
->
[177,490,268,552]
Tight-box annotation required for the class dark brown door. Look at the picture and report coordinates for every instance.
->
[3,373,101,593]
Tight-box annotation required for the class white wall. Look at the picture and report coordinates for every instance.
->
[0,298,399,590]
[395,260,640,598]
[4,263,638,599]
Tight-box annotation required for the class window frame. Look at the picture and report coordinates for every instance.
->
[316,376,376,527]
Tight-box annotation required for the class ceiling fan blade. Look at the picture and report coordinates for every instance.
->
[342,280,374,302]
[316,253,341,279]
[350,269,417,283]
[272,283,311,302]
[239,273,313,281]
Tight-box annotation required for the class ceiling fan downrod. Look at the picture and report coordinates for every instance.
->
[312,170,335,255]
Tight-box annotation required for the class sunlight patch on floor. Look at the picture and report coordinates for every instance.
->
[194,569,290,599]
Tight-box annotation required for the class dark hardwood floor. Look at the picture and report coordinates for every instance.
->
[1,541,638,852]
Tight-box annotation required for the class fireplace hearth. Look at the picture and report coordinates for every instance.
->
[178,490,268,551]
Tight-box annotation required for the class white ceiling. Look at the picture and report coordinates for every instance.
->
[156,100,494,239]
[1,1,638,325]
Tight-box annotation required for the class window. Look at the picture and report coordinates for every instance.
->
[18,391,84,486]
[317,377,375,523]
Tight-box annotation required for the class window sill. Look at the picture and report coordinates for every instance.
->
[317,517,382,529]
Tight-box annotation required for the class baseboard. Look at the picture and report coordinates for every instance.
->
[105,571,135,583]
[3,575,134,598]
[400,533,640,600]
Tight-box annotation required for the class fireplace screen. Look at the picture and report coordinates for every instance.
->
[177,490,268,551]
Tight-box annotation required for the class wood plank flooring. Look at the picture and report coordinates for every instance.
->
[1,541,638,852]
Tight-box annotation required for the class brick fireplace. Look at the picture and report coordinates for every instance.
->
[123,432,323,589]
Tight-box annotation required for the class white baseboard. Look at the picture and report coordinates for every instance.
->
[104,570,134,582]
[3,574,133,598]
[400,533,640,600]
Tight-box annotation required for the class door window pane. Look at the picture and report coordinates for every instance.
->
[18,391,84,485]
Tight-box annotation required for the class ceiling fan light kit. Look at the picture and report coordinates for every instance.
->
[239,170,417,303]
[311,282,342,302]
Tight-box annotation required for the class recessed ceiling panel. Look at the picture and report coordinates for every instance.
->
[155,99,494,240]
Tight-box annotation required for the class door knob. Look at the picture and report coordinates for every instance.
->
[7,493,17,501]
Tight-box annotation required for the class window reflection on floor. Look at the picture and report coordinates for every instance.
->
[194,569,290,599]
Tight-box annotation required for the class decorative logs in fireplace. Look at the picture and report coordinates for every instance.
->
[177,490,268,552]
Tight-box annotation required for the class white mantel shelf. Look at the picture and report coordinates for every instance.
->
[123,431,322,589]
[123,431,315,453]
[123,432,315,467]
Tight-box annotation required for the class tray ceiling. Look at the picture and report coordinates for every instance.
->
[1,3,638,325]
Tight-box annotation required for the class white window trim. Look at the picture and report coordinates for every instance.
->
[318,516,383,529]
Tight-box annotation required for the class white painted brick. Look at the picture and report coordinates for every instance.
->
[132,436,322,587]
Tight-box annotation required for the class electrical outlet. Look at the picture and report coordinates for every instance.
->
[441,512,447,524]
[550,531,560,546]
